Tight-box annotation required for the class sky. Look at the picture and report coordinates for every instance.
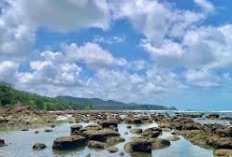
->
[0,0,232,110]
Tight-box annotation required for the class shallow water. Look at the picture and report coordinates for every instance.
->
[0,121,214,157]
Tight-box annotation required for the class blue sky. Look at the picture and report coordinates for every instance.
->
[0,0,232,110]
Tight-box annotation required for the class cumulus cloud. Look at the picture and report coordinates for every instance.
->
[65,42,127,69]
[0,61,19,82]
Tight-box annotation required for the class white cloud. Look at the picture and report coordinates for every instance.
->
[0,61,19,82]
[6,0,110,32]
[65,42,127,69]
[185,68,220,87]
[93,35,125,44]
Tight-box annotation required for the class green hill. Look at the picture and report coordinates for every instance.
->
[0,82,177,111]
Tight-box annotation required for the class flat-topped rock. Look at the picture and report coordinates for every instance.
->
[99,120,118,128]
[52,135,87,150]
[124,139,152,153]
[83,129,120,142]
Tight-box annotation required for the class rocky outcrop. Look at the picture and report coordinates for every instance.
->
[214,149,232,157]
[149,138,171,149]
[52,135,87,150]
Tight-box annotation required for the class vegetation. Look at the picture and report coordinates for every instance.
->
[0,82,176,111]
[0,82,92,110]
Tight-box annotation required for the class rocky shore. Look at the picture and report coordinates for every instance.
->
[1,108,232,156]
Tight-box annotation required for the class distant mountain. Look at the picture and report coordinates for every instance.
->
[56,96,177,110]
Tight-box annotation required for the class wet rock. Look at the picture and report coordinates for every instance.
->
[21,128,29,131]
[88,140,105,149]
[142,127,162,138]
[106,136,125,144]
[127,125,132,129]
[70,124,83,135]
[83,129,120,142]
[207,114,220,119]
[33,143,47,150]
[0,139,6,147]
[149,138,171,149]
[34,131,39,134]
[100,120,118,128]
[107,146,118,153]
[214,149,232,157]
[124,139,152,153]
[207,136,232,149]
[52,135,87,150]
[129,128,143,134]
[44,129,53,132]
[165,136,180,141]
[50,124,56,128]
[120,152,125,156]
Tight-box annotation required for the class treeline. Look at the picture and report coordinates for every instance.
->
[0,82,92,110]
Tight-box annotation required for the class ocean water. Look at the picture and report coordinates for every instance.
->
[0,110,230,157]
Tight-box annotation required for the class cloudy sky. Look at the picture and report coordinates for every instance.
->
[0,0,232,110]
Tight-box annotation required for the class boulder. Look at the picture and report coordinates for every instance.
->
[44,129,53,132]
[83,129,120,142]
[149,138,171,149]
[129,128,143,134]
[0,139,6,147]
[107,146,118,153]
[106,136,125,144]
[70,125,83,135]
[88,140,105,149]
[100,120,118,128]
[52,135,87,150]
[33,143,47,150]
[207,114,220,119]
[142,127,162,138]
[124,139,152,153]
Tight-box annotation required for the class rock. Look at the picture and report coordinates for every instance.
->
[106,137,125,144]
[100,120,118,128]
[124,139,152,153]
[165,136,180,141]
[142,127,162,138]
[33,143,47,150]
[70,125,83,135]
[207,114,220,119]
[34,131,39,134]
[44,129,53,132]
[51,124,56,128]
[120,152,125,156]
[149,138,171,149]
[0,139,6,147]
[52,135,87,150]
[107,146,118,153]
[214,149,232,157]
[127,125,132,129]
[83,129,120,142]
[207,136,232,149]
[21,128,29,131]
[129,128,143,134]
[88,140,105,149]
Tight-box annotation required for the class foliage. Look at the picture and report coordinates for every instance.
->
[0,82,92,110]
